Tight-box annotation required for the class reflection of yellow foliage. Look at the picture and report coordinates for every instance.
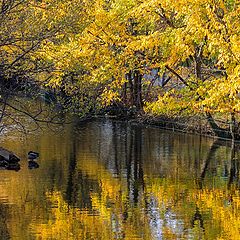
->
[28,145,240,240]
[146,178,240,240]
[76,154,125,202]
[32,154,151,239]
[76,155,149,239]
[33,191,113,240]
[196,190,240,240]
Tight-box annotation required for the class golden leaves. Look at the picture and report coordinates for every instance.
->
[12,0,239,116]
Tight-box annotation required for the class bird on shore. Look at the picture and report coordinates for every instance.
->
[28,151,39,160]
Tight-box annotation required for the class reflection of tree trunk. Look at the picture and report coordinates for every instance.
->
[112,122,119,175]
[228,141,239,188]
[133,129,139,203]
[126,127,144,205]
[198,140,220,189]
[127,127,133,199]
[122,124,129,222]
[0,204,10,240]
[133,127,144,204]
[199,138,239,189]
[191,206,204,230]
[66,140,77,206]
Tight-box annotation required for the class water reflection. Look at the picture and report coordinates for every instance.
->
[0,204,11,239]
[0,119,239,239]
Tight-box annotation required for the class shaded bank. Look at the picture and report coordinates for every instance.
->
[0,79,237,142]
[100,105,234,141]
[97,101,236,141]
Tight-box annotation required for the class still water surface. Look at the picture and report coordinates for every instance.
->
[0,119,239,239]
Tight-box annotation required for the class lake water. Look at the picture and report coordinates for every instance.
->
[0,119,239,239]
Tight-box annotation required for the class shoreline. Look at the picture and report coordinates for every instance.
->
[96,113,236,143]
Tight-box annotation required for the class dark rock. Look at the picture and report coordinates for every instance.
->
[6,163,20,171]
[0,160,8,168]
[28,160,39,169]
[0,147,20,163]
[9,154,20,163]
[28,151,39,160]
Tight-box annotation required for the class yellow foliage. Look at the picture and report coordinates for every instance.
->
[2,0,240,116]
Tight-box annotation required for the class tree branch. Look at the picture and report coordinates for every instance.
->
[165,65,193,89]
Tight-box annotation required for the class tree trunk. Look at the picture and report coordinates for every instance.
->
[194,55,202,80]
[194,47,233,140]
[206,112,231,139]
[121,81,127,105]
[133,70,143,111]
[229,113,240,141]
[228,141,237,189]
[127,71,134,107]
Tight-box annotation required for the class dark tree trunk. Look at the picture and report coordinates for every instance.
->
[194,46,231,139]
[206,112,231,139]
[229,113,240,141]
[127,71,134,107]
[228,141,237,188]
[194,55,202,80]
[122,81,127,105]
[133,70,143,111]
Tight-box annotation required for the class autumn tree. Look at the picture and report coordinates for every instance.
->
[2,0,240,138]
[140,0,240,139]
[0,0,88,130]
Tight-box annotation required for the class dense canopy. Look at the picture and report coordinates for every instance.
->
[1,0,240,137]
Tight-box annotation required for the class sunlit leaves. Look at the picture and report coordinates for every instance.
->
[2,0,240,117]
